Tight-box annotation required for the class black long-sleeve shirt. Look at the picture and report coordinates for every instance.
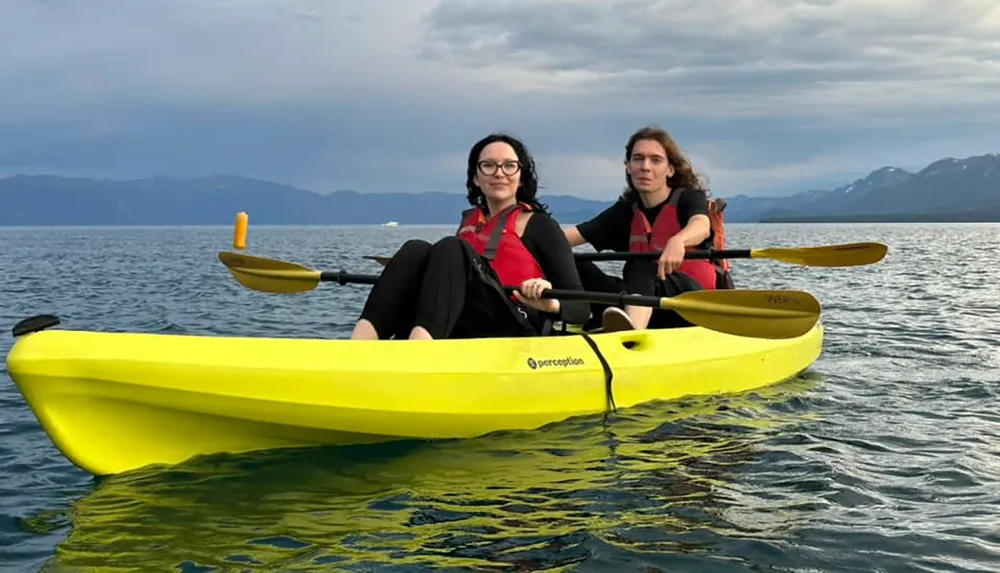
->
[515,212,591,325]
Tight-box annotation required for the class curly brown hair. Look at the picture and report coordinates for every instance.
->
[620,125,708,202]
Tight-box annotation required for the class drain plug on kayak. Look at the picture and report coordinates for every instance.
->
[11,314,61,337]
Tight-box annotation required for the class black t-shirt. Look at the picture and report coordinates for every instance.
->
[515,212,591,325]
[576,188,713,253]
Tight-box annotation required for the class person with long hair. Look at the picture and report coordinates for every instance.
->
[350,133,590,340]
[564,125,716,332]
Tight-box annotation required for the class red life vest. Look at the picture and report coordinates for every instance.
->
[456,203,544,288]
[628,189,717,290]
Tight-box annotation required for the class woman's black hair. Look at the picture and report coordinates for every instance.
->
[465,133,550,216]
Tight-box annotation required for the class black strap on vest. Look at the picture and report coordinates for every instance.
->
[631,187,686,249]
[456,204,520,261]
[630,186,686,217]
[485,205,519,261]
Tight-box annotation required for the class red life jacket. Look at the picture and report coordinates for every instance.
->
[628,189,717,290]
[456,202,544,288]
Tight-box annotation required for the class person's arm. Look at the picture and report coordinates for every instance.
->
[564,225,587,247]
[565,202,631,252]
[521,215,592,325]
[672,189,711,247]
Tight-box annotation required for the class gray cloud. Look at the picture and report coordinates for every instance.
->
[419,0,1000,121]
[0,0,997,198]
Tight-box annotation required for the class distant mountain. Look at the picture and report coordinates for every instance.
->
[1,152,996,226]
[0,174,613,226]
[723,153,1000,222]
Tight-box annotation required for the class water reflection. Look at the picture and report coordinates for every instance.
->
[38,374,821,571]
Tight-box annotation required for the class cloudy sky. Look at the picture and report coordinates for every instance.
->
[2,0,998,198]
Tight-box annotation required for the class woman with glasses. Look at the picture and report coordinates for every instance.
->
[349,133,590,340]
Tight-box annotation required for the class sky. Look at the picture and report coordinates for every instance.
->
[1,0,998,199]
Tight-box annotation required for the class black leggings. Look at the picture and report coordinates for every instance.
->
[359,236,538,339]
[575,259,704,329]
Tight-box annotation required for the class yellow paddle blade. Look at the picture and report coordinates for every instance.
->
[218,251,322,294]
[751,242,887,267]
[664,289,821,339]
[363,255,393,266]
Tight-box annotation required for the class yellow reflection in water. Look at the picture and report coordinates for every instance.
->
[41,374,822,571]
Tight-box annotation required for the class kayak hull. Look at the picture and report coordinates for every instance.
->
[5,322,823,476]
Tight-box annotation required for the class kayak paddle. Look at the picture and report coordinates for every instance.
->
[218,251,821,340]
[364,241,888,268]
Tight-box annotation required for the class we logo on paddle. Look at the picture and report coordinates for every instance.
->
[766,294,801,306]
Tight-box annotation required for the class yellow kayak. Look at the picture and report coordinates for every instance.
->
[5,315,823,476]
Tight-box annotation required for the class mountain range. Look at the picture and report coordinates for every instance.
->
[0,153,997,226]
[724,152,1000,223]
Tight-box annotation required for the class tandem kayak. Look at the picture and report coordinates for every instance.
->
[5,315,823,476]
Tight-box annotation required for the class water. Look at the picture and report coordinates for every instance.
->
[1,223,998,572]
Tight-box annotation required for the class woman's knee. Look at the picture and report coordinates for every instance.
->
[429,235,467,259]
[396,238,433,259]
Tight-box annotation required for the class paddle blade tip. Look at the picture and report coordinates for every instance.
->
[752,241,889,267]
[821,242,889,266]
[216,251,322,294]
[858,241,889,263]
[670,288,821,340]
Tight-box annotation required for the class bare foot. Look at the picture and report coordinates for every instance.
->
[350,319,379,340]
[408,326,434,340]
[626,305,653,329]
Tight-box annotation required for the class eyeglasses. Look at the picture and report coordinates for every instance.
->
[478,160,521,176]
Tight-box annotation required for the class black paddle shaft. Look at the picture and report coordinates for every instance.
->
[315,270,664,307]
[319,270,380,285]
[575,248,752,262]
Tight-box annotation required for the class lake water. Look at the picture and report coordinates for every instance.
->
[1,223,999,572]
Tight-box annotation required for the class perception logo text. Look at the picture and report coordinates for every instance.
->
[527,356,585,369]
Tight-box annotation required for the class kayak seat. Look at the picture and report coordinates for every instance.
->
[549,318,640,350]
[548,319,606,336]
